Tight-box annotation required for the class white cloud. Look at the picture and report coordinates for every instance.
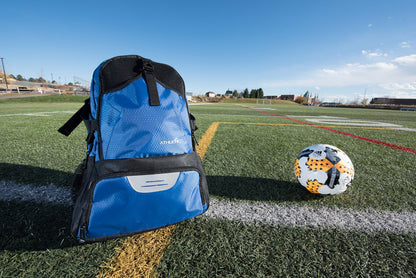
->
[379,82,416,91]
[362,49,388,58]
[368,24,373,28]
[314,62,399,87]
[379,90,416,99]
[400,41,411,48]
[393,54,416,65]
[379,82,416,99]
[263,54,416,98]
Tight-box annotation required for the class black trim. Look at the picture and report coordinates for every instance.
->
[99,55,143,94]
[95,152,210,207]
[98,55,185,99]
[152,60,185,99]
[95,152,203,177]
[71,156,98,237]
[97,78,104,160]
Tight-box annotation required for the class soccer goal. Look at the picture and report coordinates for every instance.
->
[256,98,272,105]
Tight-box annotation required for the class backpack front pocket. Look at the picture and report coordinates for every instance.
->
[81,170,206,241]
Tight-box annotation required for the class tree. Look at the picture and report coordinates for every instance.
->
[249,89,258,98]
[232,90,238,97]
[28,77,36,82]
[258,88,264,98]
[38,77,46,83]
[16,74,26,81]
[295,96,307,104]
[243,88,249,98]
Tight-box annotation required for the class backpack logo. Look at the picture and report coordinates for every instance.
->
[160,137,185,145]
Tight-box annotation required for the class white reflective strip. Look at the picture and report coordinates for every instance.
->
[127,172,180,193]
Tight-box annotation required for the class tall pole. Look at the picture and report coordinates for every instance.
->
[1,58,9,92]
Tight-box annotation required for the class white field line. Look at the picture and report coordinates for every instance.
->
[1,180,415,234]
[188,103,215,105]
[205,199,416,234]
[0,180,72,206]
[286,115,416,132]
[193,113,278,118]
[0,111,75,117]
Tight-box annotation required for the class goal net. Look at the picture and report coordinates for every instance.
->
[256,98,272,105]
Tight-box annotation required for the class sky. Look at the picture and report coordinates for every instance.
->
[2,0,416,102]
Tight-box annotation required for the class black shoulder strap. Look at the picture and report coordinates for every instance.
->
[58,98,91,136]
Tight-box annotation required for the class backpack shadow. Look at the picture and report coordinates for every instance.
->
[0,200,76,251]
[206,175,322,202]
[0,163,76,251]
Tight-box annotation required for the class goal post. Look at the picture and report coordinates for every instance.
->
[256,98,272,105]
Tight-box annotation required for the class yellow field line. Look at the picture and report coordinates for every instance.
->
[195,122,220,159]
[97,226,176,278]
[97,122,220,278]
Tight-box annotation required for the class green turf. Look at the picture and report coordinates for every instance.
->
[0,103,86,186]
[0,100,415,277]
[158,218,416,278]
[200,123,416,211]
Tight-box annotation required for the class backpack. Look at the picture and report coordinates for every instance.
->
[59,55,209,242]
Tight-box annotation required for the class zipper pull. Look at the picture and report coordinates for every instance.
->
[192,133,199,146]
[79,226,87,242]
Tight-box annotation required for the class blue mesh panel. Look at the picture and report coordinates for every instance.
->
[99,78,192,160]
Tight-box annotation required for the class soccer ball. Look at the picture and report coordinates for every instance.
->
[294,144,354,195]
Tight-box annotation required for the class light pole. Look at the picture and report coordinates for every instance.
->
[1,58,9,92]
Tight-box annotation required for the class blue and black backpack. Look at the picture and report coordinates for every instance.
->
[59,55,209,242]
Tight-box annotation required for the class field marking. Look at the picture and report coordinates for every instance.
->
[205,199,416,234]
[194,113,275,118]
[287,115,416,132]
[195,122,220,160]
[219,121,411,131]
[0,180,72,206]
[244,106,416,154]
[0,111,75,117]
[1,180,415,234]
[97,225,176,278]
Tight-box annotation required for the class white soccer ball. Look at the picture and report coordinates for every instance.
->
[294,144,354,195]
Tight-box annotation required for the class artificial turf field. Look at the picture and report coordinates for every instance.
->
[0,95,415,277]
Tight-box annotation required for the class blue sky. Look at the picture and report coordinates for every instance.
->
[2,0,416,102]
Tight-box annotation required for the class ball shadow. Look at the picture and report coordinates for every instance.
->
[206,175,322,202]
